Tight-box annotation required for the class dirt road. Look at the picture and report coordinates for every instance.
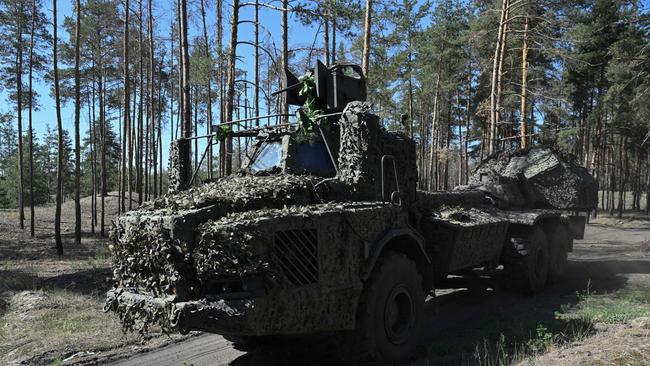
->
[108,219,650,366]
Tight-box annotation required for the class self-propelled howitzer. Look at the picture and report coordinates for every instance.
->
[104,61,597,366]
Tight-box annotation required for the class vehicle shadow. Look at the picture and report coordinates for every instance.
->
[0,267,112,298]
[226,257,645,366]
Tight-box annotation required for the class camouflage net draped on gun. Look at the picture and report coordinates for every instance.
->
[466,147,598,210]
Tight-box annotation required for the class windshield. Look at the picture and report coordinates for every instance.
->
[248,140,282,173]
[246,138,336,177]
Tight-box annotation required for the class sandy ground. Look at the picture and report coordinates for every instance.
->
[103,216,650,366]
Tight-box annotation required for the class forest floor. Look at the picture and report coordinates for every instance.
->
[0,199,649,365]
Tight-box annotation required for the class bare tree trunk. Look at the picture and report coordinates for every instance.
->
[361,0,372,77]
[148,0,156,197]
[74,0,82,244]
[464,66,471,185]
[456,91,462,186]
[137,0,144,204]
[16,2,24,230]
[520,16,529,149]
[254,0,260,123]
[200,0,213,178]
[217,0,225,176]
[331,2,336,63]
[645,153,650,215]
[323,4,329,66]
[224,0,239,174]
[28,0,35,237]
[121,0,130,213]
[444,98,451,190]
[87,94,95,234]
[494,3,509,151]
[281,0,288,124]
[427,75,440,191]
[100,68,107,236]
[53,0,64,254]
[180,0,192,156]
[407,49,414,139]
[489,0,508,155]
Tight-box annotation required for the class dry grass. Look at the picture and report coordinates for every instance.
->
[0,194,188,365]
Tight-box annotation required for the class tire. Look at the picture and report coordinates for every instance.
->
[544,222,570,282]
[504,226,550,294]
[341,251,425,366]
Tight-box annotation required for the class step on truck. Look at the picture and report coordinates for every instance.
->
[104,61,598,365]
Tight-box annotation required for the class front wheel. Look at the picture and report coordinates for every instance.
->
[341,251,425,365]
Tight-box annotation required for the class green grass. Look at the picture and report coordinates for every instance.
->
[560,285,650,324]
[471,283,650,366]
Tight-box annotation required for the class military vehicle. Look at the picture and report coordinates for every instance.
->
[104,61,598,365]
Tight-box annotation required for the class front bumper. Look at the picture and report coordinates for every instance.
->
[104,288,255,335]
[104,283,361,336]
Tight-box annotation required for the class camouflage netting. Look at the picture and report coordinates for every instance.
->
[194,203,344,283]
[168,138,191,194]
[338,101,417,203]
[144,173,316,212]
[467,147,598,210]
[110,212,198,300]
[110,174,327,301]
[105,288,177,336]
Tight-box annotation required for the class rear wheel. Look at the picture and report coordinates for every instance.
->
[504,226,550,294]
[341,251,424,365]
[544,222,570,282]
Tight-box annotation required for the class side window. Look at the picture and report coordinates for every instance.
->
[293,142,336,177]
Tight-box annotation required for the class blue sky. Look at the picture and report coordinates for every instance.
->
[0,0,327,170]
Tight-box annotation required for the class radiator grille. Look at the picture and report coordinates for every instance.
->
[273,229,319,287]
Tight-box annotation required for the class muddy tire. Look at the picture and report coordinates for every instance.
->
[544,222,570,282]
[341,251,424,366]
[504,226,550,294]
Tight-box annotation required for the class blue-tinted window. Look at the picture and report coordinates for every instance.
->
[293,142,335,176]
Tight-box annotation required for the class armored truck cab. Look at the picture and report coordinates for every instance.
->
[105,62,596,366]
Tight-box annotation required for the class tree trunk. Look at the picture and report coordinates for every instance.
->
[407,50,414,139]
[520,16,529,149]
[53,0,64,254]
[225,0,239,175]
[28,0,35,237]
[16,2,24,230]
[200,0,213,179]
[121,0,130,213]
[74,0,82,244]
[281,0,288,124]
[323,4,329,66]
[180,0,192,182]
[489,0,508,155]
[216,0,224,176]
[464,66,471,185]
[361,0,372,77]
[137,0,144,204]
[427,75,440,191]
[331,3,336,63]
[148,0,156,198]
[645,153,650,215]
[254,0,260,124]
